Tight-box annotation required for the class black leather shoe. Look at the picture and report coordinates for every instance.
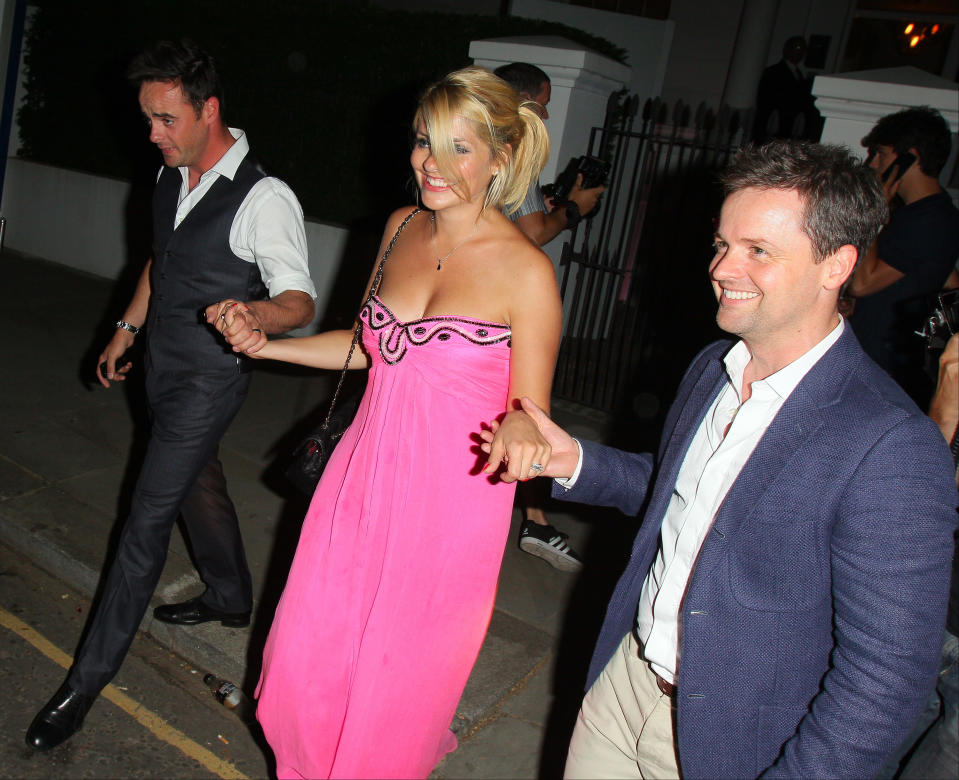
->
[153,596,251,627]
[26,682,95,750]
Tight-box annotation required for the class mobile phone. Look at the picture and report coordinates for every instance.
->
[881,152,917,184]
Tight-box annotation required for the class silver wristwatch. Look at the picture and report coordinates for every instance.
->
[115,320,140,336]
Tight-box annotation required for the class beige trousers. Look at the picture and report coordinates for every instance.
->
[564,631,681,779]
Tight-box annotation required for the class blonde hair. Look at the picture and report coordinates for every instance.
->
[413,66,550,214]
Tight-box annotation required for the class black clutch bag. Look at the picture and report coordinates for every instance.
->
[283,208,420,495]
[284,388,363,496]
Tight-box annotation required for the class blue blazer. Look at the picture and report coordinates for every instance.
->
[557,327,958,778]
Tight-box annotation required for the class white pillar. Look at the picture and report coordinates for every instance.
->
[722,0,781,109]
[469,36,630,185]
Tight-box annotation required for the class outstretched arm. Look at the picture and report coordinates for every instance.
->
[206,207,420,370]
[482,397,579,479]
[482,242,562,482]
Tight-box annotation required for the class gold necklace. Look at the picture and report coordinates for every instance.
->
[431,213,478,271]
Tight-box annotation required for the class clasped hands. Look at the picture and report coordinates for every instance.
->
[480,397,579,483]
[205,299,267,355]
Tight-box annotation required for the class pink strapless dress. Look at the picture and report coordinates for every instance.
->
[256,295,517,779]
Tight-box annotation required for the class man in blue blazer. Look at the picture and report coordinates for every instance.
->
[485,141,958,777]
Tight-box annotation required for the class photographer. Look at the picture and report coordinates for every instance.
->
[494,63,606,247]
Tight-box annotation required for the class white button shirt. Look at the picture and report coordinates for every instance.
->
[165,128,316,299]
[637,318,845,684]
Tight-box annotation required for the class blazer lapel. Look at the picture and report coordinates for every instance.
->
[691,329,857,578]
[643,354,727,537]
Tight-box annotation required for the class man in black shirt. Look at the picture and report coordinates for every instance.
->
[847,106,959,406]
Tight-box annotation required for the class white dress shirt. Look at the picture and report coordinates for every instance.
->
[636,319,845,683]
[164,128,316,299]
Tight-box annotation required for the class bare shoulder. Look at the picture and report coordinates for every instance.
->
[487,221,560,323]
[386,205,422,233]
[501,225,557,289]
[376,205,425,253]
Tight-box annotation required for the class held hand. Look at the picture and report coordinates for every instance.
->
[480,397,579,481]
[206,299,268,354]
[95,330,135,387]
[481,409,551,483]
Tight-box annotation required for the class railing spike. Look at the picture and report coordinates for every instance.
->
[641,96,654,122]
[694,102,707,131]
[672,98,685,126]
[656,99,668,125]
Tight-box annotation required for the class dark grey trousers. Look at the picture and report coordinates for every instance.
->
[68,368,253,696]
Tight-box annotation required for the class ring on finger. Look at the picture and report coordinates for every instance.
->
[529,463,545,473]
[251,328,262,334]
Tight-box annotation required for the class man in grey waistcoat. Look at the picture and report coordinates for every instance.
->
[25,39,316,751]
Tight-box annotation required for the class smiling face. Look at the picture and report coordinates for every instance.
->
[710,187,846,366]
[138,80,213,171]
[410,115,499,212]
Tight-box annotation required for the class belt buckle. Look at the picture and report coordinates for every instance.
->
[655,673,677,697]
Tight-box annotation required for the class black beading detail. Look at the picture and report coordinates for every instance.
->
[362,295,510,365]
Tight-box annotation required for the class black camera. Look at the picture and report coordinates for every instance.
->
[542,155,611,214]
[917,289,959,350]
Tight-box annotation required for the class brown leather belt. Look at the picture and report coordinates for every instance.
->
[655,673,677,697]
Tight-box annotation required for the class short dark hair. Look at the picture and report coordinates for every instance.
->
[493,62,550,99]
[126,39,223,117]
[861,106,952,176]
[720,141,888,262]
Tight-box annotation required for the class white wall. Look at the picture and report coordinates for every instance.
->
[660,0,743,108]
[470,34,628,306]
[470,35,629,184]
[509,0,673,100]
[0,158,348,335]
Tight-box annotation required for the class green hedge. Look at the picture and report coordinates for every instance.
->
[17,0,625,227]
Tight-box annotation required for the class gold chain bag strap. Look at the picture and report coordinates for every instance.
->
[285,208,421,495]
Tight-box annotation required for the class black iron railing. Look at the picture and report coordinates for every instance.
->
[554,95,755,413]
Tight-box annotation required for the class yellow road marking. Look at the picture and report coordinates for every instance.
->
[0,606,249,780]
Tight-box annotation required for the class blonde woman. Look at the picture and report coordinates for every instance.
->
[217,67,560,778]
